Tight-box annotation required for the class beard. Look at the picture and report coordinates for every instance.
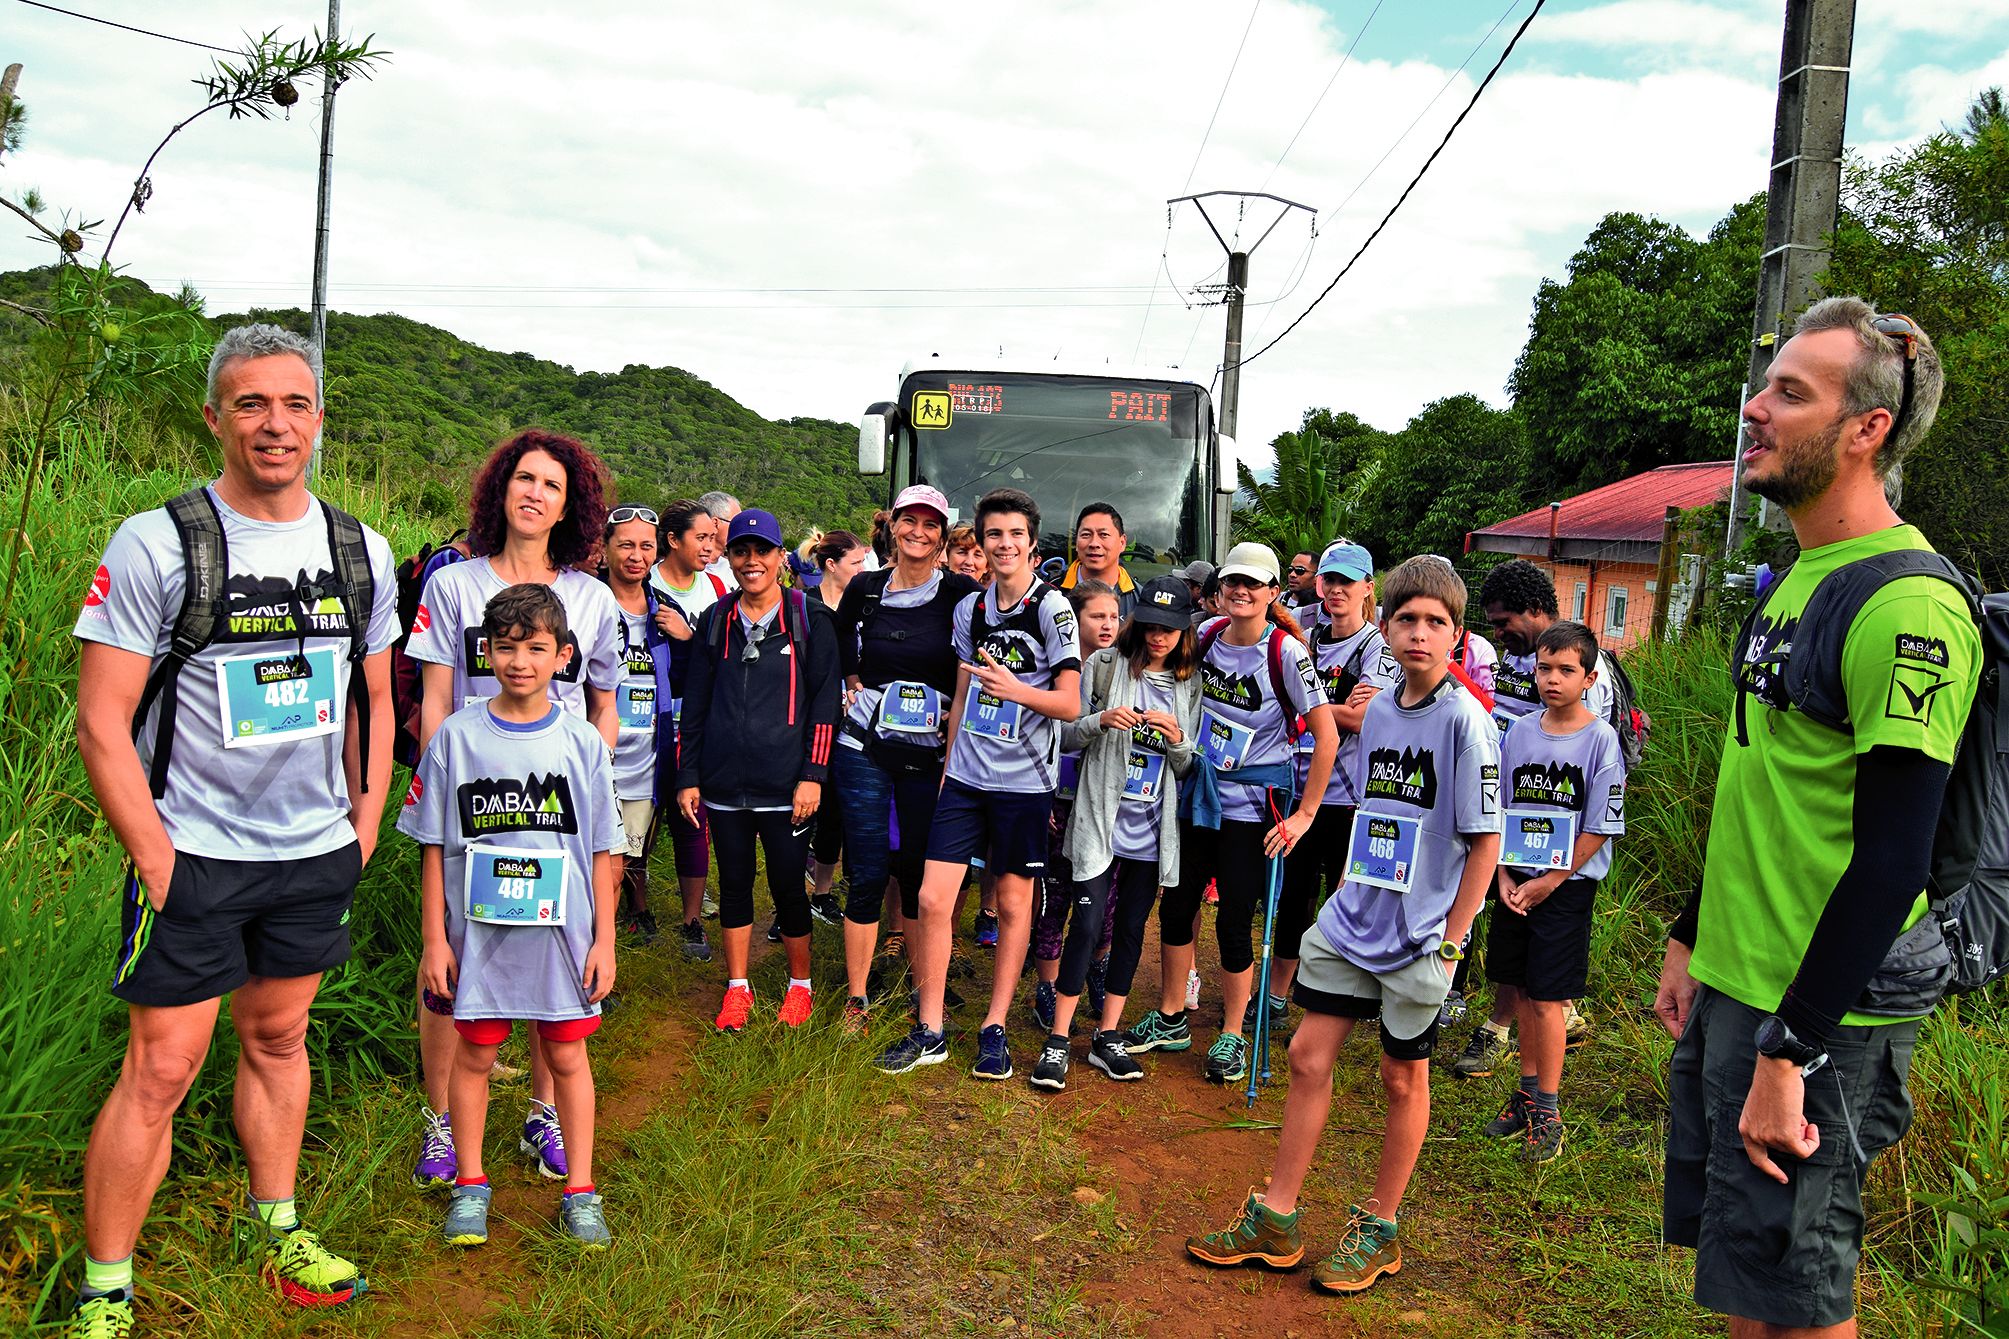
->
[1746,414,1843,510]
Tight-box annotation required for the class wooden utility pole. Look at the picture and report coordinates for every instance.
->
[309,0,341,477]
[0,64,22,169]
[1650,504,1681,641]
[1725,0,1857,558]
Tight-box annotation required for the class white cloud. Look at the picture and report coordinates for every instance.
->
[1528,1,1779,70]
[0,0,1988,483]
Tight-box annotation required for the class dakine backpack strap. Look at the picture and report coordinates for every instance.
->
[856,566,893,642]
[321,501,379,792]
[133,488,228,798]
[1784,549,1980,733]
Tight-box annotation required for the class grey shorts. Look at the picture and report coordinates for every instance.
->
[1291,921,1454,1059]
[1663,984,1919,1329]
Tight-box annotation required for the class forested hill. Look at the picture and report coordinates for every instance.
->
[0,267,878,534]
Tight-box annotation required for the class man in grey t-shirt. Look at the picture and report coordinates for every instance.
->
[66,326,398,1329]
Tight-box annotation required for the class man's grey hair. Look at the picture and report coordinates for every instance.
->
[1793,296,1943,481]
[697,490,741,519]
[205,323,320,410]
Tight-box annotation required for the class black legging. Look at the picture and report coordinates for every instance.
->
[812,796,844,867]
[1064,859,1161,1001]
[708,805,812,937]
[1278,804,1353,960]
[1159,818,1271,974]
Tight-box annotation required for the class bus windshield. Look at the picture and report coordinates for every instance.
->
[900,371,1210,579]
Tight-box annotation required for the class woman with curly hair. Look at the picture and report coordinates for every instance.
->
[402,428,625,1193]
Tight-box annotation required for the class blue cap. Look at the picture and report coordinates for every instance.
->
[1317,540,1374,581]
[725,508,784,550]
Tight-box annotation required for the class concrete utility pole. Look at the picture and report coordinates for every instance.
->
[309,0,341,477]
[1169,190,1316,552]
[1725,0,1857,558]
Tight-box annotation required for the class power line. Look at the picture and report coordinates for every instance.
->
[193,280,1162,295]
[1258,0,1387,192]
[223,299,1174,312]
[1230,0,1545,373]
[14,0,236,54]
[1181,0,1263,195]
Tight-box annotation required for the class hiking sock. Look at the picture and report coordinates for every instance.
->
[81,1253,134,1300]
[1163,1009,1186,1024]
[1518,1074,1539,1099]
[788,977,812,992]
[1482,1019,1510,1042]
[455,1175,491,1188]
[564,1183,596,1199]
[1534,1090,1560,1117]
[728,978,750,990]
[252,1195,299,1239]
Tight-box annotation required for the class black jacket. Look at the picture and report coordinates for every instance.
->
[675,590,840,808]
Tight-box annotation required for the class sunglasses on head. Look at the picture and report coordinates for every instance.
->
[1872,313,1922,443]
[606,505,659,528]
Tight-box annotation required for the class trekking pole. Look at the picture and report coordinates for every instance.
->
[1248,785,1290,1108]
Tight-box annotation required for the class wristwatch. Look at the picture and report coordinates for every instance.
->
[1754,1014,1828,1076]
[1437,938,1466,962]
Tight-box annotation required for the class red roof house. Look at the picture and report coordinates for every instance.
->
[1465,460,1733,651]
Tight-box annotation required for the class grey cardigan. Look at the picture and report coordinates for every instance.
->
[1060,647,1205,885]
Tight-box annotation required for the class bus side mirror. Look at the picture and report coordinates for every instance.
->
[1215,433,1237,494]
[859,403,895,476]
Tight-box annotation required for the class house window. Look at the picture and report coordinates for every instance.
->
[1606,586,1630,637]
[1572,582,1587,621]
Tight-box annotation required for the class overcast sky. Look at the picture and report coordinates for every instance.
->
[5,1,2007,467]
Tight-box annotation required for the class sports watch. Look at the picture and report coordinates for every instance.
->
[1754,1015,1828,1076]
[1437,938,1467,962]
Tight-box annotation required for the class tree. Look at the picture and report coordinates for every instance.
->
[1354,394,1532,562]
[1509,200,1762,494]
[1827,89,2009,586]
[1235,407,1389,558]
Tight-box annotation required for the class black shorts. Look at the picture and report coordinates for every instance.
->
[111,844,362,1007]
[924,777,1053,877]
[1485,874,1596,1000]
[1664,985,1919,1329]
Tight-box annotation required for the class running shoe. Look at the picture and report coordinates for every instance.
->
[412,1105,456,1188]
[777,983,814,1028]
[1450,1025,1516,1079]
[701,892,718,919]
[1029,1035,1070,1091]
[1482,1087,1532,1140]
[263,1226,368,1305]
[971,1023,1013,1080]
[974,909,1000,949]
[1185,1190,1302,1268]
[560,1191,612,1249]
[65,1291,133,1339]
[766,919,783,944]
[878,930,907,961]
[1185,968,1202,1012]
[1519,1108,1566,1164]
[1203,1034,1249,1085]
[1032,980,1057,1034]
[1088,1030,1143,1082]
[1564,1002,1594,1049]
[679,917,713,962]
[715,984,755,1034]
[1086,956,1109,1015]
[442,1183,492,1247]
[810,893,844,926]
[623,909,660,946]
[874,1023,948,1074]
[1241,992,1289,1034]
[1437,988,1469,1028]
[1309,1205,1401,1294]
[1123,1009,1192,1053]
[841,996,870,1036]
[521,1103,568,1180]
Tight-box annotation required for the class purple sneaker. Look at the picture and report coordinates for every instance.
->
[975,910,999,950]
[520,1102,568,1180]
[412,1105,456,1188]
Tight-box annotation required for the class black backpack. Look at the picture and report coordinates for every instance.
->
[1734,548,2009,1012]
[133,487,378,797]
[390,530,470,766]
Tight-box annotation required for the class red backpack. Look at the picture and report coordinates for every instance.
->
[1197,617,1309,738]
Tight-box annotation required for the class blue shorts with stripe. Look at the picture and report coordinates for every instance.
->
[113,843,361,1007]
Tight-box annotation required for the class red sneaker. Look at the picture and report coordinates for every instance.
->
[715,984,754,1032]
[1203,879,1219,906]
[777,983,814,1027]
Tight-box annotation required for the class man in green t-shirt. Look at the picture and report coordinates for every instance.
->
[1656,298,1977,1336]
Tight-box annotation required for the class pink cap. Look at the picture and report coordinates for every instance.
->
[892,484,951,521]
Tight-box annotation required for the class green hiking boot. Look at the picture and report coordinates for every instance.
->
[66,1291,134,1339]
[1186,1189,1304,1268]
[263,1226,367,1306]
[1309,1204,1401,1294]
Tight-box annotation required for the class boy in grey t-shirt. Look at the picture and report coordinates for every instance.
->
[1481,621,1624,1163]
[399,585,621,1252]
[1189,556,1500,1297]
